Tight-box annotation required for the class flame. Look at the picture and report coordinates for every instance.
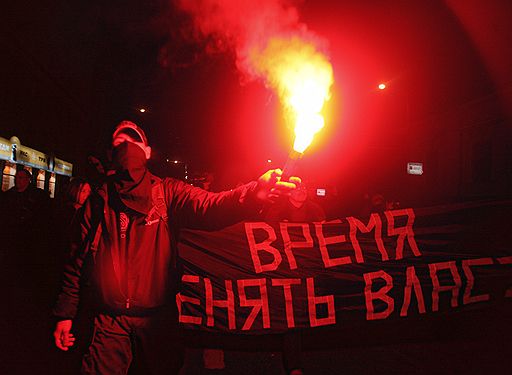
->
[250,36,334,153]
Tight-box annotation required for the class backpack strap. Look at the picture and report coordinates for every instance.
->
[144,180,168,225]
[90,219,103,254]
[152,181,168,220]
[86,194,105,263]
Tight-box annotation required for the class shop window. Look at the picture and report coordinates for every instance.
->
[48,173,56,198]
[36,169,46,190]
[2,161,16,191]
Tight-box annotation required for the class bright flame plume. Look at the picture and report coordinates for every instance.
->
[250,36,334,153]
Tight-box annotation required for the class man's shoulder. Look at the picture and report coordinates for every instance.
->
[154,175,179,183]
[156,175,188,190]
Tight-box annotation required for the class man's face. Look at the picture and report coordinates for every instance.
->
[112,133,151,160]
[289,187,307,208]
[15,172,31,192]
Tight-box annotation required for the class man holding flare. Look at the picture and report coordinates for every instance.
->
[52,120,299,374]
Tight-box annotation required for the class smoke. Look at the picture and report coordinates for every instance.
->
[173,0,334,155]
[173,0,329,80]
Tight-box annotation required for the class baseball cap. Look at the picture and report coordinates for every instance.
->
[112,120,148,147]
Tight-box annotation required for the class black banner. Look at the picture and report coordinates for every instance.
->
[177,200,512,334]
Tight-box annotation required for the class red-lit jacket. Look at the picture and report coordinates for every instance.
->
[53,174,259,319]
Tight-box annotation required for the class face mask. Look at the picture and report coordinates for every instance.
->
[112,141,147,184]
[111,142,152,214]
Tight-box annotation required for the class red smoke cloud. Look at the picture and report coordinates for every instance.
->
[173,0,329,79]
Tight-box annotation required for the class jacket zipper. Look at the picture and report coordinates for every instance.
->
[120,212,131,310]
[124,233,131,309]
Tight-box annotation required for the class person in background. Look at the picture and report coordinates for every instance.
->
[73,178,93,210]
[52,120,300,375]
[59,177,92,223]
[190,172,227,371]
[1,168,50,275]
[265,183,326,223]
[264,183,326,375]
[53,177,92,264]
[86,154,106,189]
[50,177,94,372]
[0,168,52,373]
[3,168,50,225]
[360,192,400,216]
[360,192,384,216]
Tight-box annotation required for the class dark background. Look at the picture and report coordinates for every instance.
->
[2,0,512,211]
[1,2,511,373]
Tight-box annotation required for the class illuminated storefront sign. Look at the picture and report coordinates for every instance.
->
[0,137,11,161]
[53,157,73,177]
[15,145,50,170]
[0,135,73,176]
[1,134,73,193]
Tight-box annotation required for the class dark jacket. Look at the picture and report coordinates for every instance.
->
[53,174,260,319]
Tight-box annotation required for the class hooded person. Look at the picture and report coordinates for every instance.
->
[52,120,300,375]
[263,182,325,375]
[264,183,326,223]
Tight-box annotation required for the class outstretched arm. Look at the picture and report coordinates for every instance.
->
[167,169,300,230]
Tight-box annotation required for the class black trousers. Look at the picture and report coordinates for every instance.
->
[81,309,184,375]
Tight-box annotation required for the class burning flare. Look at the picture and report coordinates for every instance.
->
[250,36,334,153]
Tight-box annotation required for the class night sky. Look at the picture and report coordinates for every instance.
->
[2,0,511,193]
